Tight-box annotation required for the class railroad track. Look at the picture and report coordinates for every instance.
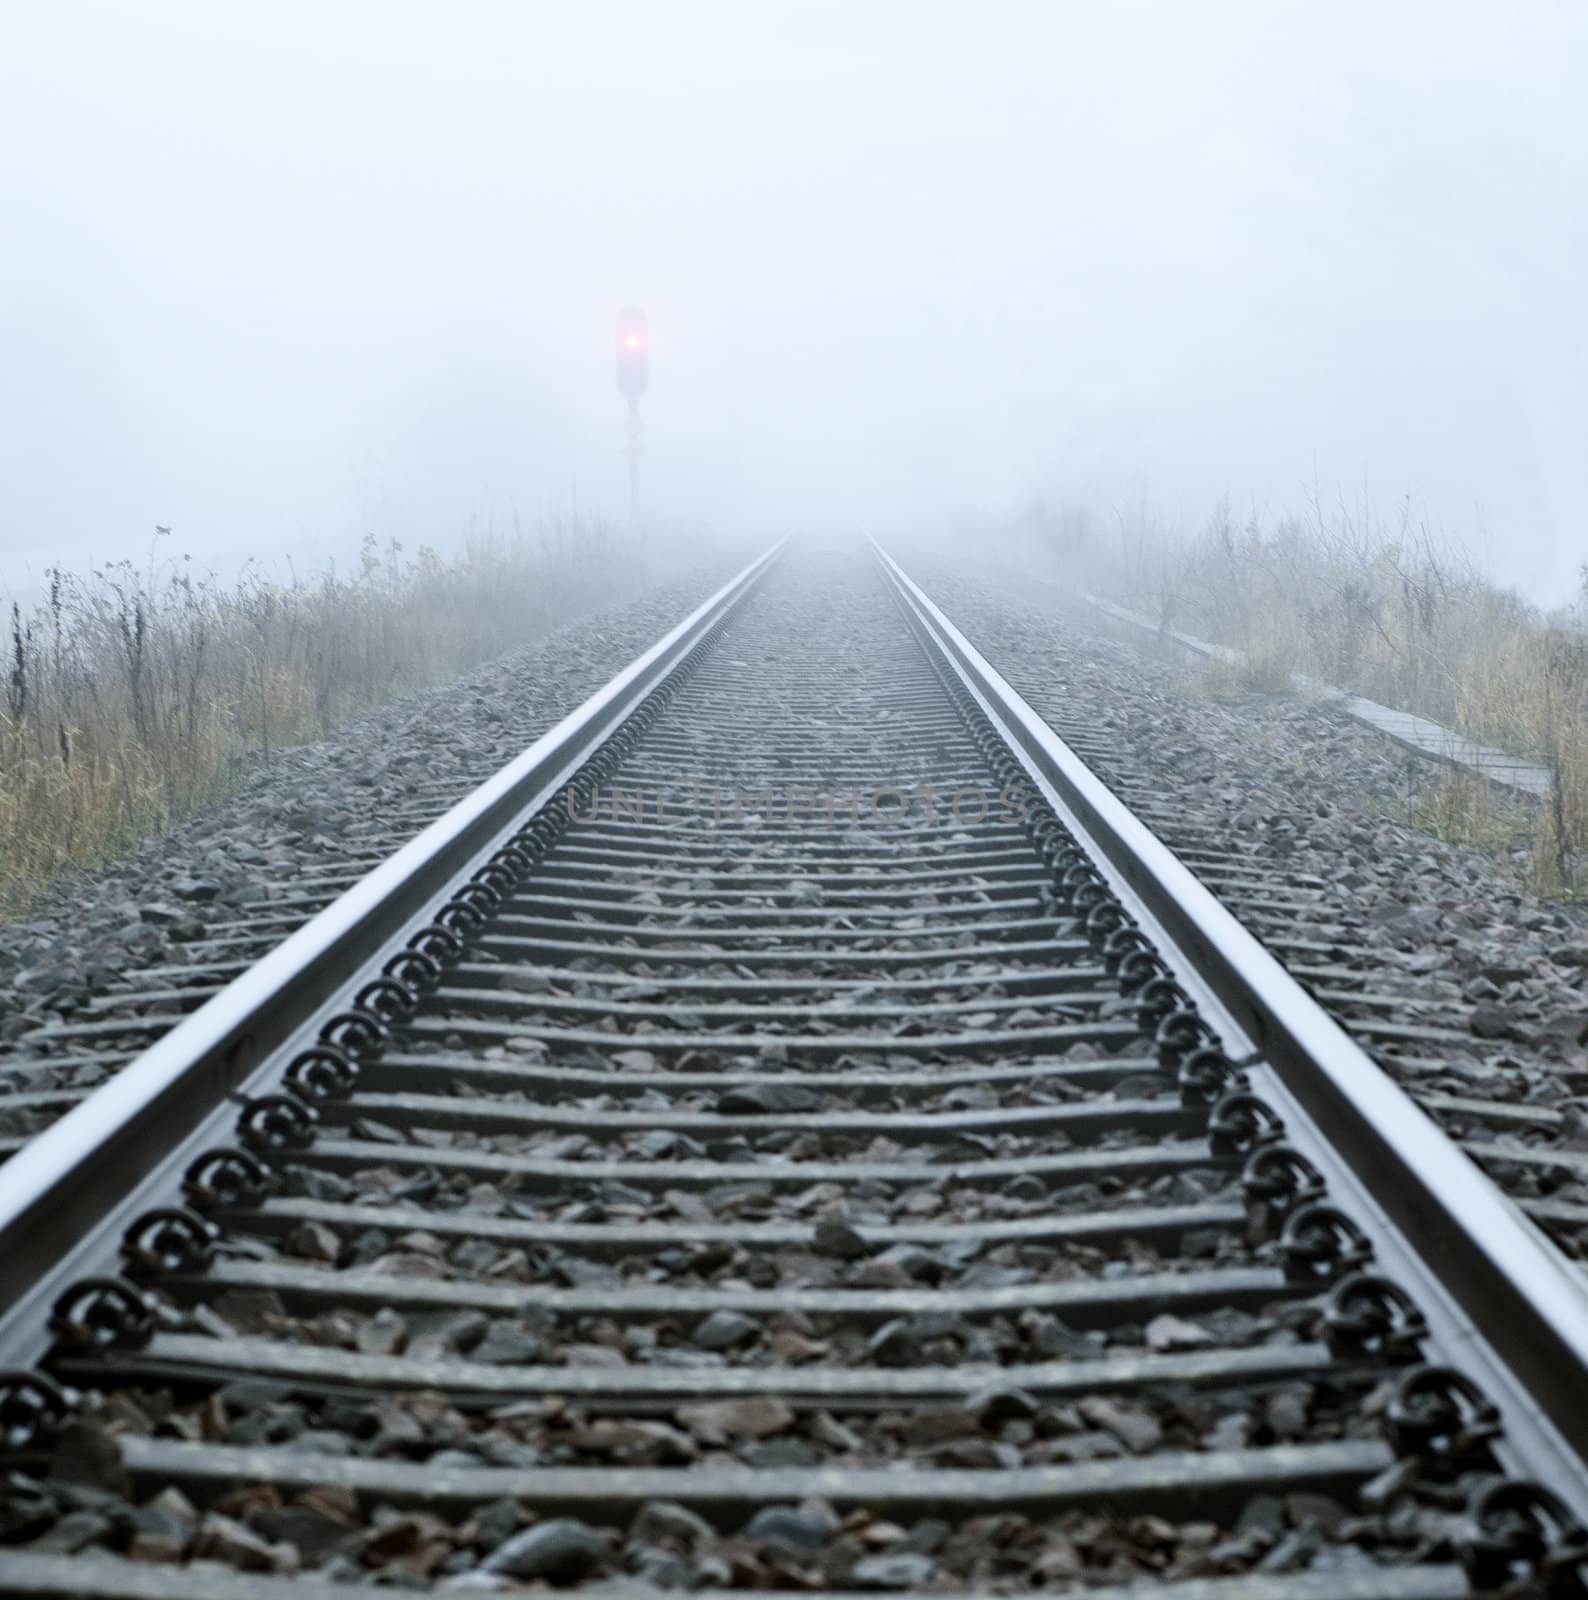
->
[920,567,1588,1271]
[0,586,727,1156]
[1,541,1586,1596]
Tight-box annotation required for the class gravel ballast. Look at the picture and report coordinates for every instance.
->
[0,545,1474,1593]
[0,555,751,1117]
[915,557,1588,1249]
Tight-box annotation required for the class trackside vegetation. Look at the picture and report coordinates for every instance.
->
[1,522,635,914]
[996,491,1588,895]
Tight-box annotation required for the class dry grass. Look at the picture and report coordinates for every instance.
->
[1,521,637,914]
[1399,769,1531,856]
[996,490,1588,894]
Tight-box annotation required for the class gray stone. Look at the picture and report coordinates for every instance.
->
[284,1166,354,1203]
[901,1405,980,1448]
[850,1551,937,1589]
[873,1243,940,1282]
[967,1386,1039,1425]
[628,1547,693,1589]
[470,1320,543,1365]
[471,1498,525,1549]
[940,1084,999,1110]
[630,1500,714,1547]
[1028,1315,1101,1360]
[485,1517,606,1583]
[49,1418,130,1496]
[1078,1396,1162,1453]
[192,1512,290,1572]
[812,1219,870,1259]
[675,1396,793,1442]
[1469,1001,1525,1040]
[351,1310,406,1362]
[744,1503,839,1553]
[692,1309,761,1349]
[251,1506,358,1563]
[25,1508,112,1554]
[741,1437,820,1468]
[1237,1493,1288,1540]
[717,1083,820,1114]
[170,878,221,903]
[404,1309,488,1360]
[634,1130,697,1160]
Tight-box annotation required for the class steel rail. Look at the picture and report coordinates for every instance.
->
[0,540,785,1369]
[872,538,1588,1516]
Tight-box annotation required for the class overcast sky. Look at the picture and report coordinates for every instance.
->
[1,2,1583,599]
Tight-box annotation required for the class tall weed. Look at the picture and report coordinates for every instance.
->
[996,491,1588,893]
[0,520,637,913]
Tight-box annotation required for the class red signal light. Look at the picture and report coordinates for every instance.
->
[616,307,649,399]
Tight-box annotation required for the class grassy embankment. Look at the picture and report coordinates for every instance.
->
[1,521,636,915]
[1000,492,1588,894]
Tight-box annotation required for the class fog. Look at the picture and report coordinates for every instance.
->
[2,2,1584,599]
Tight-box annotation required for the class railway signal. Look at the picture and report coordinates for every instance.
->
[615,307,648,527]
[615,307,648,399]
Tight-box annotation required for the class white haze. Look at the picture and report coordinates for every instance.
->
[1,1,1584,598]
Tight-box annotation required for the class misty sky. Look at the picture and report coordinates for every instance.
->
[2,2,1584,599]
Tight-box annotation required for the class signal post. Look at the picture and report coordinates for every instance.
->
[615,307,648,528]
